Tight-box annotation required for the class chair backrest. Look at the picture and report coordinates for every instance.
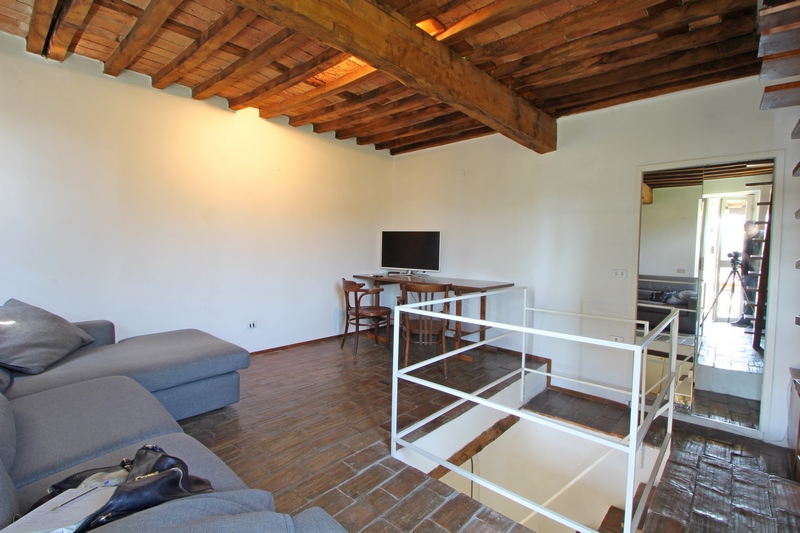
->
[400,283,452,342]
[341,279,382,314]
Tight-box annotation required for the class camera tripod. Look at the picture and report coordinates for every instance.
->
[700,254,754,326]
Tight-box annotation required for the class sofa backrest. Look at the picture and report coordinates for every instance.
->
[0,394,19,527]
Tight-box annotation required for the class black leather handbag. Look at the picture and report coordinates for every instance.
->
[28,444,213,531]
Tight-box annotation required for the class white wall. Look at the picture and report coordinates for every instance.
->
[0,32,394,351]
[639,186,702,277]
[392,78,800,445]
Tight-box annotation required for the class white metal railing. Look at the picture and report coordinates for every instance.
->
[391,286,678,533]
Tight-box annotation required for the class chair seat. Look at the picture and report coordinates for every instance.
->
[404,318,446,333]
[350,306,392,318]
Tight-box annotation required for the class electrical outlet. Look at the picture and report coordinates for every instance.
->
[248,322,257,329]
[610,335,624,343]
[612,269,627,278]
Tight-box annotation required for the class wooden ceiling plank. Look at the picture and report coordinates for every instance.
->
[761,48,800,80]
[289,81,408,126]
[468,0,664,64]
[334,102,452,140]
[46,0,95,61]
[437,0,560,46]
[26,0,59,54]
[312,93,432,134]
[759,0,800,31]
[513,12,755,91]
[527,34,758,102]
[227,48,348,111]
[760,79,800,109]
[400,0,468,24]
[103,0,185,76]
[543,52,758,112]
[489,0,755,81]
[258,65,379,118]
[232,0,557,153]
[389,126,495,155]
[192,28,303,100]
[366,113,476,147]
[152,6,257,89]
[759,25,800,57]
[553,62,761,116]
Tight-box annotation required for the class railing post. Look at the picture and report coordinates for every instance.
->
[391,305,401,457]
[624,345,643,533]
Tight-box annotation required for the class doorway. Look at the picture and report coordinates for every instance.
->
[638,158,774,430]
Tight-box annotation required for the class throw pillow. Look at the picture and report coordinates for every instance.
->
[0,299,94,375]
[0,367,10,394]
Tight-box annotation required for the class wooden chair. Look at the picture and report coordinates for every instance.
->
[341,278,392,357]
[399,282,452,377]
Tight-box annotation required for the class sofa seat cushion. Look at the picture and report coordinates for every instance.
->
[4,329,250,400]
[9,376,181,488]
[15,432,249,513]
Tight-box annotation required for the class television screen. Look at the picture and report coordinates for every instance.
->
[380,231,441,273]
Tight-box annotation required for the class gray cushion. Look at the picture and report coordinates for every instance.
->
[4,329,250,400]
[0,368,10,394]
[0,299,94,375]
[0,394,15,471]
[0,462,18,529]
[294,507,348,532]
[9,376,181,488]
[15,432,248,513]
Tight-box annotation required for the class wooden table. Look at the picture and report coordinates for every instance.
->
[353,274,514,357]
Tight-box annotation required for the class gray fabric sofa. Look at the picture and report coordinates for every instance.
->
[2,320,251,420]
[0,375,345,531]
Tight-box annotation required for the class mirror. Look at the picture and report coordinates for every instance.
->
[638,159,774,430]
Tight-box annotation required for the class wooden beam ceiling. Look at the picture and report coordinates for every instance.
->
[231,0,557,154]
[643,160,775,188]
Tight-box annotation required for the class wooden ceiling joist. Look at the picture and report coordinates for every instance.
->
[103,0,184,76]
[643,159,775,188]
[390,125,496,155]
[258,65,379,119]
[46,0,95,61]
[312,94,433,134]
[232,0,557,153]
[335,102,453,140]
[227,48,349,111]
[151,6,257,90]
[358,112,473,146]
[760,80,800,109]
[288,81,408,127]
[26,0,59,54]
[191,28,304,100]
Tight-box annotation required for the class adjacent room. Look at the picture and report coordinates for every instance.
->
[1,0,800,531]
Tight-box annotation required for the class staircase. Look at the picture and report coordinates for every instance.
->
[748,182,773,352]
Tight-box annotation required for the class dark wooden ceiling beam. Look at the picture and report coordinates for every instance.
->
[761,48,800,80]
[103,0,185,76]
[467,0,663,64]
[45,0,95,61]
[368,114,478,148]
[26,0,59,54]
[258,65,379,118]
[191,29,305,100]
[288,81,408,126]
[389,126,495,155]
[312,93,433,134]
[334,102,452,140]
[232,0,557,153]
[552,61,761,116]
[227,48,349,111]
[760,79,800,109]
[526,34,759,103]
[489,0,755,81]
[357,111,472,145]
[152,6,257,90]
[513,12,755,91]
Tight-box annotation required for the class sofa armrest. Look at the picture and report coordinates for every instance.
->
[73,320,115,346]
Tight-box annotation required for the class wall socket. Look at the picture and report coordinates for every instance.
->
[248,321,257,329]
[612,269,627,278]
[610,335,624,343]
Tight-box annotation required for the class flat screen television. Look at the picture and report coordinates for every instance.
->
[380,230,441,274]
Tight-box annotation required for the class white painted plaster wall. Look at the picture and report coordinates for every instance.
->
[0,32,393,351]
